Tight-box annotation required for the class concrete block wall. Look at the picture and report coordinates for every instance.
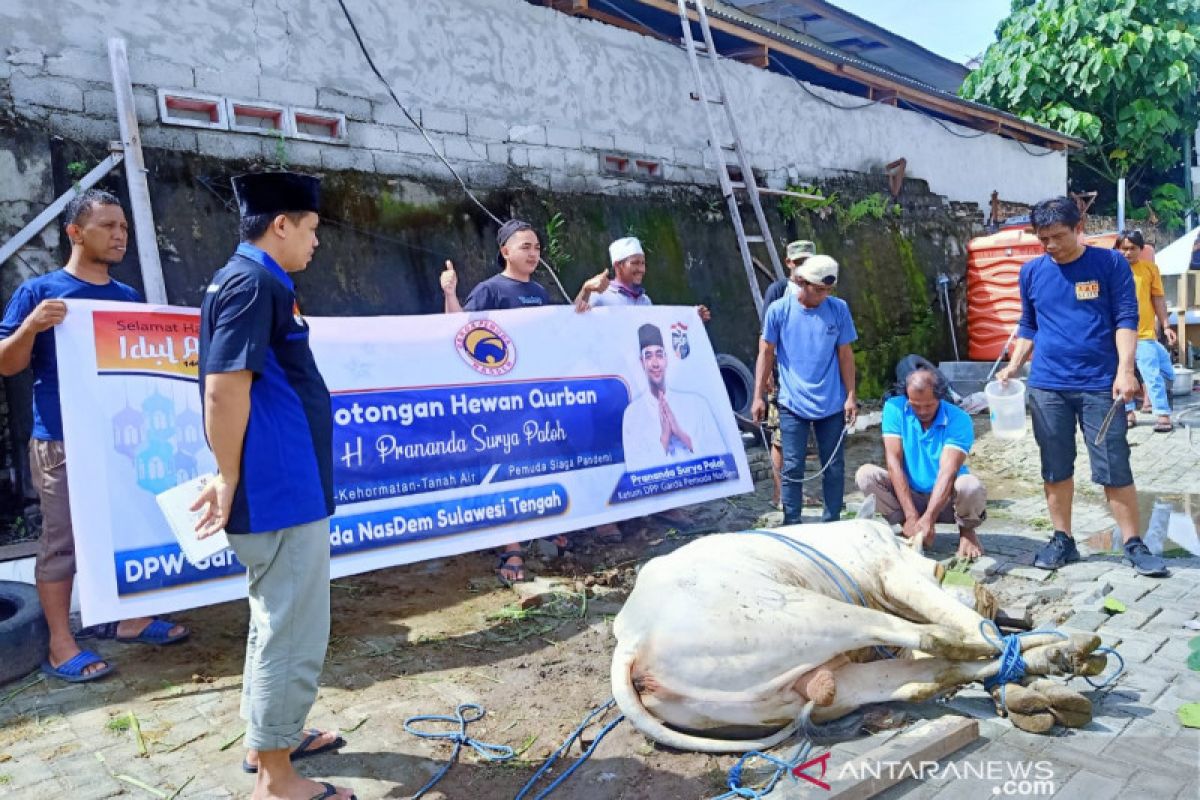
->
[0,0,1065,207]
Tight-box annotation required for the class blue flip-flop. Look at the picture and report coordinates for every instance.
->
[41,650,115,683]
[117,618,189,645]
[80,619,190,646]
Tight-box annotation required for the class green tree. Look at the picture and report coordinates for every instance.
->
[961,0,1200,195]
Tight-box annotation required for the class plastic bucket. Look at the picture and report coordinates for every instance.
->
[985,379,1027,439]
[1171,367,1194,398]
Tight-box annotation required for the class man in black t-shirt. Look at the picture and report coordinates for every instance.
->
[440,219,549,312]
[440,220,560,585]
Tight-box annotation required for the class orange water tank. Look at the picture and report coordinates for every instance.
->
[966,228,1043,360]
[966,229,1157,361]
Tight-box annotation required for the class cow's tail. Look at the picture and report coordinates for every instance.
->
[610,645,803,754]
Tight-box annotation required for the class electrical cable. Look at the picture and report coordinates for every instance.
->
[333,0,572,301]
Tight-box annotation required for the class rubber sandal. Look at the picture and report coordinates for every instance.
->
[40,649,114,683]
[242,729,347,773]
[495,548,530,587]
[116,618,190,646]
[309,782,355,800]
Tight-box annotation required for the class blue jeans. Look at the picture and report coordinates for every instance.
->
[1128,340,1175,415]
[779,407,845,524]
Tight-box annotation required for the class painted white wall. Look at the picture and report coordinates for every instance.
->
[0,0,1065,207]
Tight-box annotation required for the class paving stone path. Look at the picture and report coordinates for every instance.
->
[1,410,1198,799]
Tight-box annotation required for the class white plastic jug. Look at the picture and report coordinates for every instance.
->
[985,379,1027,439]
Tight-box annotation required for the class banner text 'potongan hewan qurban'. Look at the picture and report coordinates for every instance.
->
[55,301,750,625]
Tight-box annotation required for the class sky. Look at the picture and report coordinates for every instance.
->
[825,0,1012,64]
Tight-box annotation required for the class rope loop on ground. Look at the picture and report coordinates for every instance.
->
[711,703,819,800]
[402,703,514,799]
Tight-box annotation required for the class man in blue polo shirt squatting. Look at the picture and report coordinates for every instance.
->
[191,172,354,800]
[856,368,987,557]
[752,254,858,524]
[995,196,1167,577]
[0,189,189,683]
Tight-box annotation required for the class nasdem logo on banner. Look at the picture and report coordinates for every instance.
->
[456,319,515,376]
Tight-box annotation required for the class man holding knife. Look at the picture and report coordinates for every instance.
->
[995,196,1166,577]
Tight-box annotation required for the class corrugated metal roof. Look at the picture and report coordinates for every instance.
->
[724,0,969,93]
[536,0,1082,149]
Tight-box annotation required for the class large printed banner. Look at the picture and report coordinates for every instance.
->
[57,301,751,624]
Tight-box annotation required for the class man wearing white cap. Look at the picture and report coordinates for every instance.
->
[575,236,711,321]
[752,254,858,525]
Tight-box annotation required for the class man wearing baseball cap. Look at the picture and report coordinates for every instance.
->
[752,254,858,524]
[759,240,816,508]
[761,240,816,315]
[574,236,711,321]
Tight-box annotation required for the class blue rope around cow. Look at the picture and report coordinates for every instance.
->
[513,698,625,800]
[1082,646,1126,689]
[741,529,897,660]
[977,620,1126,708]
[402,703,515,799]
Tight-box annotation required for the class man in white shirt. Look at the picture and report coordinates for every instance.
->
[575,237,711,321]
[622,324,727,471]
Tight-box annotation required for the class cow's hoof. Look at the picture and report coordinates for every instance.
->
[1049,707,1092,728]
[993,682,1049,715]
[1009,709,1055,733]
[1078,653,1108,677]
[1028,679,1091,715]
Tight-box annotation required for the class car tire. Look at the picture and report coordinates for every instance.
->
[0,580,49,685]
[716,354,755,419]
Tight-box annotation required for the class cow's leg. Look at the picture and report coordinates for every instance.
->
[876,556,1066,656]
[811,634,1104,722]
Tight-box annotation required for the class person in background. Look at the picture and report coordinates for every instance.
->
[751,254,857,524]
[1115,230,1176,432]
[995,196,1167,577]
[760,240,816,509]
[574,236,710,323]
[0,190,188,684]
[441,221,576,581]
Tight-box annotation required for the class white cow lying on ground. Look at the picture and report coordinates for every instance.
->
[611,520,1105,752]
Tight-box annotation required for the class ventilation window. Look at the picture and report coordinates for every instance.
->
[602,154,630,174]
[158,89,228,130]
[226,99,289,135]
[291,108,347,143]
[635,159,661,178]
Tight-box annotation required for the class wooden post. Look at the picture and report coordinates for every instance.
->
[1179,271,1189,362]
[108,38,167,304]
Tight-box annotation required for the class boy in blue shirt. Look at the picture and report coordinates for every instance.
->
[752,255,858,524]
[0,190,188,683]
[856,369,987,557]
[996,196,1166,576]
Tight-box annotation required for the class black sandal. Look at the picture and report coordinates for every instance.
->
[495,548,531,587]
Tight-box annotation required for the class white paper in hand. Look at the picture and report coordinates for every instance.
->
[155,473,230,566]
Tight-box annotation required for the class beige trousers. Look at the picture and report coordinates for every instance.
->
[855,464,986,530]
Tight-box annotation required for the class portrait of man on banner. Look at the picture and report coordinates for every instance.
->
[620,323,727,472]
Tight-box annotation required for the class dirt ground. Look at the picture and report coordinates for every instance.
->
[0,432,895,800]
